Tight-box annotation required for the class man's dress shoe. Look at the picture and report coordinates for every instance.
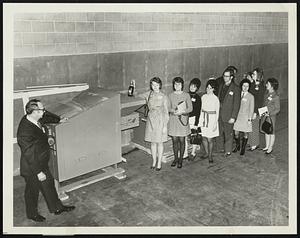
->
[27,214,46,222]
[54,205,75,215]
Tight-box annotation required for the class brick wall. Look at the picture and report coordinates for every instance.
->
[14,12,288,58]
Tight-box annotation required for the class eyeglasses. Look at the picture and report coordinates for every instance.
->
[35,108,46,112]
[223,75,231,78]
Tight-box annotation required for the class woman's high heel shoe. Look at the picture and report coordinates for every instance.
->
[265,149,273,155]
[156,167,161,171]
[248,145,259,151]
[171,160,177,167]
[150,166,155,169]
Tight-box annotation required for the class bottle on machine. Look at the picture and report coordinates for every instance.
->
[128,80,135,97]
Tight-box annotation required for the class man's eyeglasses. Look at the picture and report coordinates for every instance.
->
[223,75,231,78]
[35,108,46,112]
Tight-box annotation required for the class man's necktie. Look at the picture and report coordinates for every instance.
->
[37,122,45,133]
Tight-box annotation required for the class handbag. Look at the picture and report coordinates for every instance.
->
[135,91,152,118]
[189,127,203,145]
[261,116,273,134]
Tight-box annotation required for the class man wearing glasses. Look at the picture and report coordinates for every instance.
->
[216,68,241,157]
[17,99,75,222]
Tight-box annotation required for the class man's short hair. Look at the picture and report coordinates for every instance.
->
[223,68,235,78]
[25,99,41,115]
[226,65,238,73]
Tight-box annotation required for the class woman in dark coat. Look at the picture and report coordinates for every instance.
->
[261,78,280,154]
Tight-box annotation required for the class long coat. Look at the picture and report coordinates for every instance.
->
[262,91,280,131]
[17,111,60,177]
[218,81,241,122]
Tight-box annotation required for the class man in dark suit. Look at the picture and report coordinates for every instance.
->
[17,99,75,222]
[216,68,241,157]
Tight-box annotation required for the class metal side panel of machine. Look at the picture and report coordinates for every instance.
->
[54,94,121,182]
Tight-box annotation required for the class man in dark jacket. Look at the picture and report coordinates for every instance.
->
[17,99,75,222]
[216,68,241,157]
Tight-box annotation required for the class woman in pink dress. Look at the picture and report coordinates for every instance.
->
[139,77,169,170]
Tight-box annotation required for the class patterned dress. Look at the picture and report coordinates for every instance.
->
[141,91,169,143]
[168,92,193,137]
[199,93,220,138]
[233,92,255,132]
[248,81,265,147]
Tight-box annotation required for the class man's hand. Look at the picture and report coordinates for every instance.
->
[228,118,235,124]
[252,113,257,120]
[37,172,46,181]
[60,117,68,123]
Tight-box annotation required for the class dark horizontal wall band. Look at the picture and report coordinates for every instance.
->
[14,42,288,90]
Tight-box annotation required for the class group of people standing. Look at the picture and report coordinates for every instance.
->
[140,66,281,171]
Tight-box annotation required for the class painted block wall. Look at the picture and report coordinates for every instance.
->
[14,12,288,58]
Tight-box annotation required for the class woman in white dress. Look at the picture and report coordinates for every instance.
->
[199,80,220,164]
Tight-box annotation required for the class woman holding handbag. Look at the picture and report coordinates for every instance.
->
[261,78,280,154]
[138,77,169,170]
[168,77,193,168]
[199,79,220,164]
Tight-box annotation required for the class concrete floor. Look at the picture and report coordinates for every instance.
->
[13,101,289,227]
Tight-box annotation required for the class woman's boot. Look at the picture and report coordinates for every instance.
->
[208,140,213,164]
[240,137,248,155]
[171,158,177,167]
[232,135,240,153]
[177,157,183,168]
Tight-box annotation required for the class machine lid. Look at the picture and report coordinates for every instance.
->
[71,87,118,110]
[45,87,119,119]
[46,101,83,119]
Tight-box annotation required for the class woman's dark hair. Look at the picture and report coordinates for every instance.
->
[172,77,184,91]
[243,71,253,80]
[25,99,41,115]
[206,79,218,95]
[267,78,279,91]
[189,78,201,91]
[150,77,162,90]
[239,78,251,90]
[252,67,264,81]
